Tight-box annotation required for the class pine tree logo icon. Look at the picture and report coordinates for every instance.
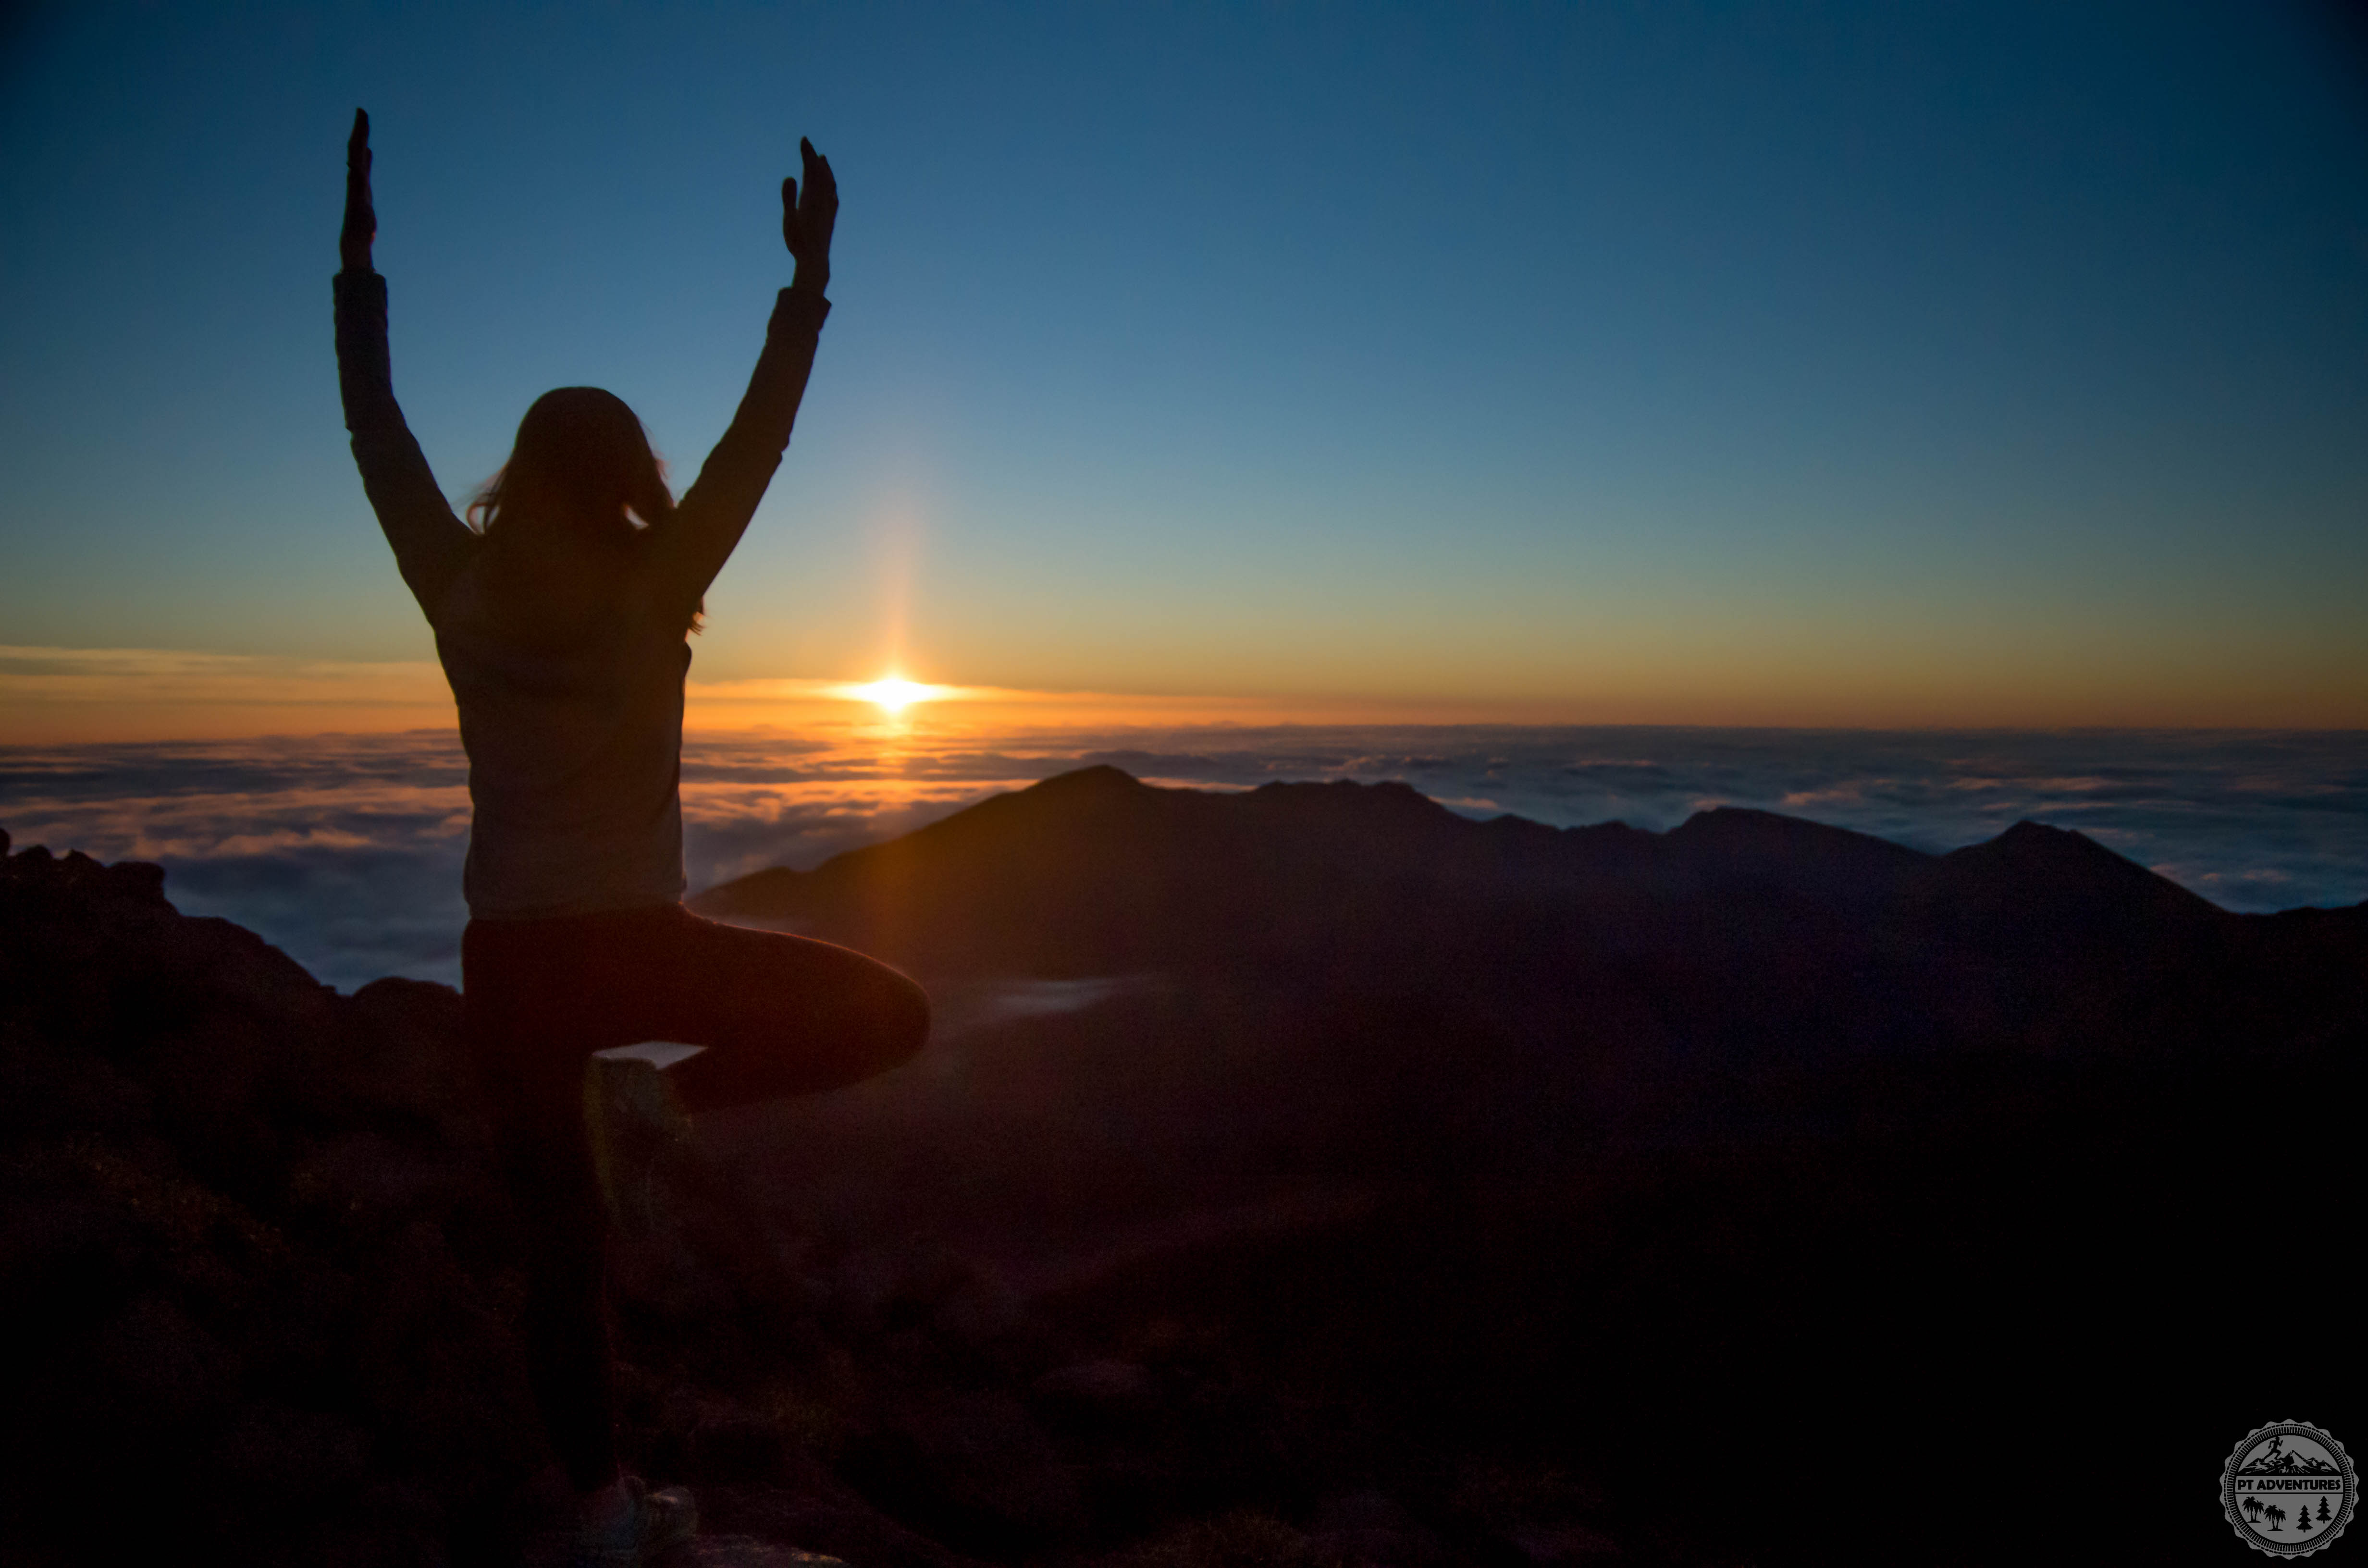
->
[2223,1422,2355,1557]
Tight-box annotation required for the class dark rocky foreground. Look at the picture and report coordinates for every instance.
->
[4,771,2363,1566]
[0,827,987,1568]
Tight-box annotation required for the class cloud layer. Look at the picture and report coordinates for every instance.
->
[4,724,2360,991]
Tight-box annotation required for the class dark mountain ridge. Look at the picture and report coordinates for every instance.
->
[696,766,2361,1079]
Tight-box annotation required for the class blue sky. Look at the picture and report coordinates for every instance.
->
[2,1,2365,727]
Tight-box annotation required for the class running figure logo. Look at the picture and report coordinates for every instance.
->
[2222,1422,2354,1557]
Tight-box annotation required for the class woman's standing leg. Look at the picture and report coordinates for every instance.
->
[464,917,625,1499]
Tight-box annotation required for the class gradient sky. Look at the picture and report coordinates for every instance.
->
[2,0,2365,734]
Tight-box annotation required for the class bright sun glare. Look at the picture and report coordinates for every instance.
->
[851,677,934,715]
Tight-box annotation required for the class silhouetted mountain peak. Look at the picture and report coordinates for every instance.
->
[1243,775,1467,830]
[1669,806,1913,855]
[1664,805,1931,898]
[1962,819,2124,870]
[1934,819,2223,923]
[1996,819,2111,856]
[1027,763,1147,798]
[836,763,1173,869]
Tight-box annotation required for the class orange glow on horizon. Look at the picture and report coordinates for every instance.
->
[1,646,2362,745]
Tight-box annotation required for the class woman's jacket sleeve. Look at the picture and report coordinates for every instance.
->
[334,270,472,618]
[656,288,831,617]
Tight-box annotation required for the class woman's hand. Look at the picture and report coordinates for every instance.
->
[782,136,837,294]
[341,108,375,274]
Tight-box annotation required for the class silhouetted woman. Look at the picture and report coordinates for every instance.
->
[334,110,927,1565]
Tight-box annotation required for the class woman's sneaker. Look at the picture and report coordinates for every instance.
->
[573,1475,698,1567]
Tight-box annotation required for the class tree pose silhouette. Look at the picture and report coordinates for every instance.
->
[335,109,926,1567]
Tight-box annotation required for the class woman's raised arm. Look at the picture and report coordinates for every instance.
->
[658,138,838,613]
[334,109,473,619]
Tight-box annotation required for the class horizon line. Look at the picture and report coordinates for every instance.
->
[2,644,2363,742]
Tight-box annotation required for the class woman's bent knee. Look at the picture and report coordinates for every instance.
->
[870,965,931,1076]
[757,947,928,1096]
[675,932,932,1103]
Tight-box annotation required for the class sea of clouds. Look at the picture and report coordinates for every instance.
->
[2,724,2361,991]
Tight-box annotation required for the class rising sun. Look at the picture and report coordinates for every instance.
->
[851,677,935,715]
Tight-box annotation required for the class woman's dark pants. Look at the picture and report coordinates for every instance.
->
[463,903,929,1492]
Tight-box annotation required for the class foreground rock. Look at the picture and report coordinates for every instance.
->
[0,831,979,1567]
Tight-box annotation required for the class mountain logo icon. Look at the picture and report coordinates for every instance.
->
[2223,1421,2354,1558]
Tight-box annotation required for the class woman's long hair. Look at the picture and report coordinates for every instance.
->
[467,387,701,630]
